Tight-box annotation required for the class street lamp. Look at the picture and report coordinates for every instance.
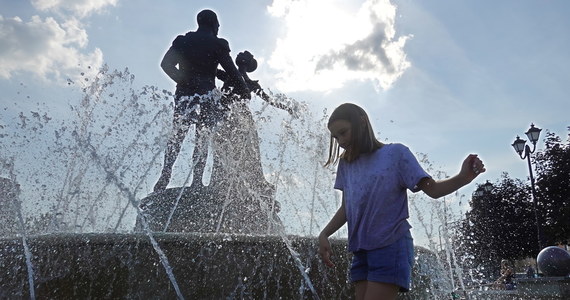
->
[473,180,493,198]
[511,123,543,251]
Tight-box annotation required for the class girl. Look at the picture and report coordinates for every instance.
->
[318,103,485,300]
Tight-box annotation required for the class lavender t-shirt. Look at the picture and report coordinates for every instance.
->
[334,143,430,252]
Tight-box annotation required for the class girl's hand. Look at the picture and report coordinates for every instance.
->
[461,154,486,182]
[318,235,335,267]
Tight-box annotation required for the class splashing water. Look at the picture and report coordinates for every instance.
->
[0,65,470,298]
[74,132,185,299]
[1,162,36,300]
[0,65,339,298]
[408,153,472,298]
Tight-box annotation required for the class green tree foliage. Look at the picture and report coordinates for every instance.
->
[459,127,569,276]
[461,174,537,274]
[533,128,570,245]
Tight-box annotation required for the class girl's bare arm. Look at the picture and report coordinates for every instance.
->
[318,195,347,267]
[419,154,485,199]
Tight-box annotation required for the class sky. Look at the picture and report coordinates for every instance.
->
[1,0,569,240]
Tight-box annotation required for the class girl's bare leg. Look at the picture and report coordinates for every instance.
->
[355,281,399,300]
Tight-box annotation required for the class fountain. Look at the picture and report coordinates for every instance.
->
[0,65,355,299]
[1,65,534,299]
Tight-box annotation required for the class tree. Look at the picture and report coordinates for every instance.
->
[533,128,570,245]
[458,127,569,279]
[460,174,536,275]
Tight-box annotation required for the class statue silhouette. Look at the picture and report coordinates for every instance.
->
[207,51,297,233]
[216,51,295,115]
[154,9,250,192]
[137,51,289,234]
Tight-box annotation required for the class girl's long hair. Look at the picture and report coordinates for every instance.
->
[325,103,382,166]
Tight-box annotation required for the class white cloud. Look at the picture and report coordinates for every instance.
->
[0,15,103,82]
[267,0,411,92]
[0,1,118,83]
[31,0,118,18]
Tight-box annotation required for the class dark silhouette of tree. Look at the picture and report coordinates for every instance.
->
[457,127,569,280]
[533,128,570,245]
[460,174,536,275]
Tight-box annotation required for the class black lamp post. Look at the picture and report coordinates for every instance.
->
[511,123,543,251]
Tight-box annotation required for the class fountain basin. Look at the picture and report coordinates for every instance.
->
[516,277,570,299]
[466,277,570,299]
[1,233,352,299]
[0,233,446,299]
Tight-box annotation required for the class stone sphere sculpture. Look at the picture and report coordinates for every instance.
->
[536,246,570,277]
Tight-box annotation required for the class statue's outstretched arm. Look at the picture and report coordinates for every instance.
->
[251,81,295,115]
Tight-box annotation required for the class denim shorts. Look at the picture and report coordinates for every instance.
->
[350,232,414,292]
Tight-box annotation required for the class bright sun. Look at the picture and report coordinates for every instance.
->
[267,0,411,93]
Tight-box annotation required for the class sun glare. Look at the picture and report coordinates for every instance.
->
[267,0,410,93]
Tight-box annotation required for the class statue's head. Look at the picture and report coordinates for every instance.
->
[197,9,219,35]
[236,51,257,73]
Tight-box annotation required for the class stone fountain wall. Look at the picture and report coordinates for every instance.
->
[1,233,352,299]
[0,233,443,299]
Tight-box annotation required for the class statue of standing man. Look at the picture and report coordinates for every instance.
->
[154,9,250,192]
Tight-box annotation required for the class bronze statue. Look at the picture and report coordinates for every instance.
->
[154,9,250,192]
[137,51,288,234]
